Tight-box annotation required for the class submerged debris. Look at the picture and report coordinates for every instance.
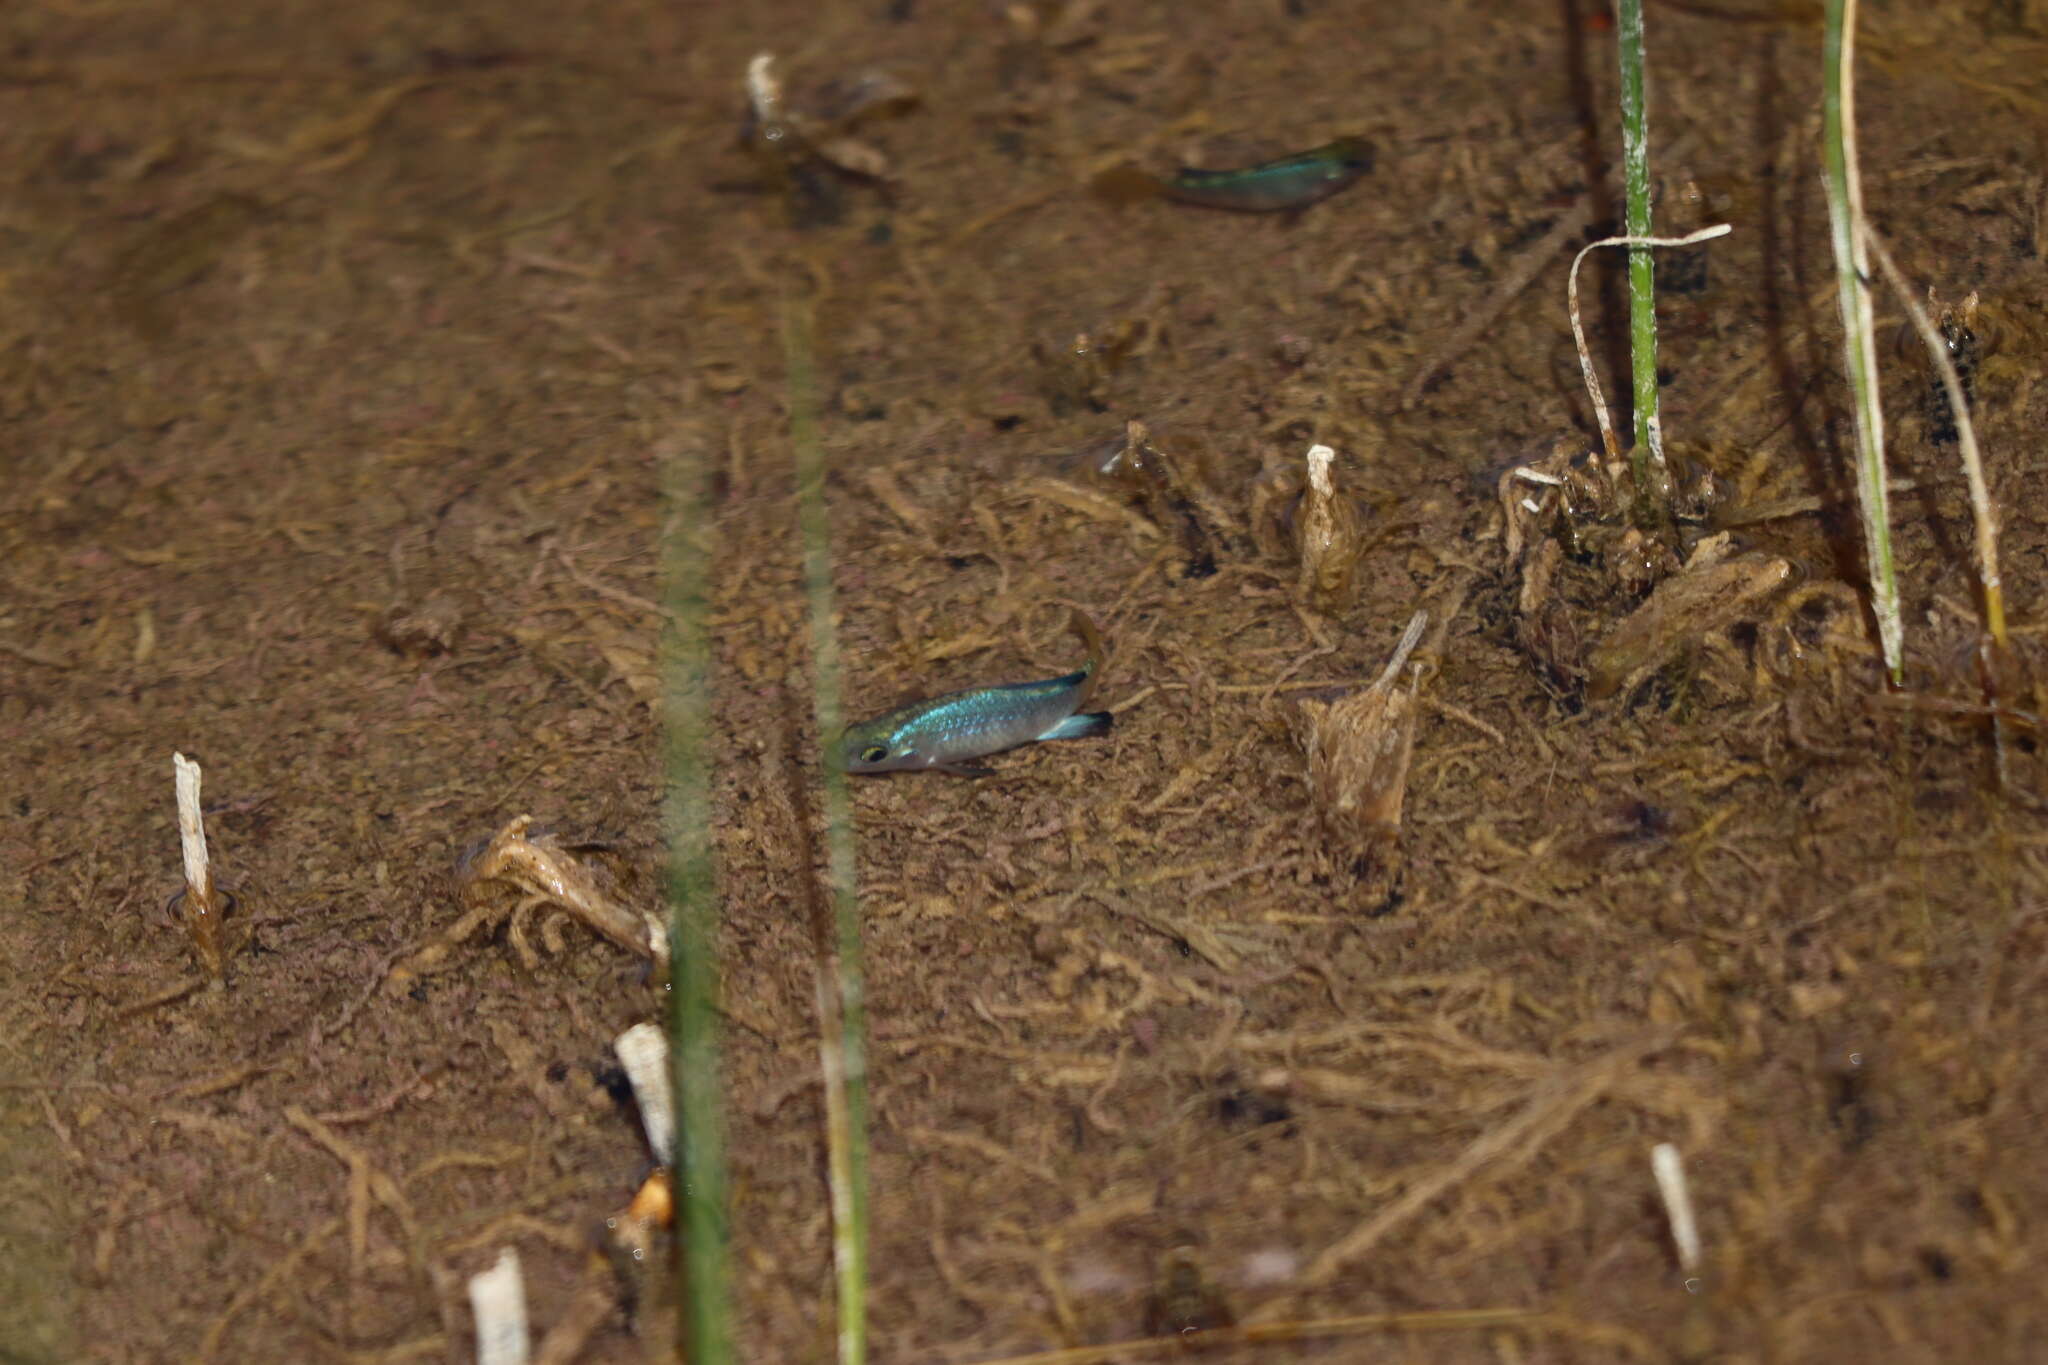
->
[1294,443,1365,613]
[1142,1247,1236,1340]
[1038,313,1164,415]
[1587,533,1791,702]
[389,815,664,988]
[375,590,468,658]
[1073,418,1247,578]
[1286,611,1428,905]
[741,53,918,226]
[1497,440,1752,703]
[169,751,236,980]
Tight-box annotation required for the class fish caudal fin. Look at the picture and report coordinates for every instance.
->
[1038,710,1113,742]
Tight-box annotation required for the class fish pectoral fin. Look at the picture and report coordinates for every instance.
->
[934,761,1000,777]
[1037,710,1113,742]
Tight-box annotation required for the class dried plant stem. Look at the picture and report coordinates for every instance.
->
[1616,0,1664,497]
[466,1247,531,1365]
[660,421,733,1358]
[171,751,226,978]
[1567,226,1733,472]
[1860,231,2006,649]
[1822,0,1903,684]
[1650,1143,1701,1277]
[786,298,872,1365]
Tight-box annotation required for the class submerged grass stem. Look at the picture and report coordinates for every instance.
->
[786,298,872,1365]
[661,418,733,1359]
[1821,0,1903,684]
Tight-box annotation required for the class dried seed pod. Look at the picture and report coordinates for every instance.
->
[1287,611,1427,902]
[1293,443,1364,611]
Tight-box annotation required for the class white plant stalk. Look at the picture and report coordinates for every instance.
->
[467,1247,531,1365]
[1651,1143,1701,1279]
[172,752,213,908]
[614,1021,676,1164]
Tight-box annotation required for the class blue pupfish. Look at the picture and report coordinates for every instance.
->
[1092,136,1376,214]
[838,612,1113,775]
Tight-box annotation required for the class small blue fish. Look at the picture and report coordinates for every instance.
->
[839,612,1113,775]
[1092,136,1376,214]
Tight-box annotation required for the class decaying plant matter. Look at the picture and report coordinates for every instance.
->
[1286,611,1428,902]
[1294,442,1365,613]
[1496,441,1789,704]
[742,53,919,226]
[388,815,665,988]
[1068,417,1248,578]
[170,751,236,979]
[1587,532,1793,701]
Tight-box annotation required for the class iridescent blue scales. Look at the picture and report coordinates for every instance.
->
[837,612,1113,775]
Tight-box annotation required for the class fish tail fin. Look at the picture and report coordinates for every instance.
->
[1039,710,1112,742]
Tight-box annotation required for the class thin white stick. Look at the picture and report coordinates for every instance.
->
[1566,225,1734,467]
[1651,1142,1701,1277]
[1373,610,1430,691]
[172,752,212,907]
[467,1247,531,1365]
[614,1021,675,1164]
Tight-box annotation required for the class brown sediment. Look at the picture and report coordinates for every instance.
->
[7,5,2048,1361]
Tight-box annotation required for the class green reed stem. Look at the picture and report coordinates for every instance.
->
[661,427,733,1361]
[1616,0,1668,510]
[1822,0,1903,683]
[785,299,872,1365]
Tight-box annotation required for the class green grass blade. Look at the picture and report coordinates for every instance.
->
[1616,0,1667,507]
[661,428,734,1361]
[785,299,872,1365]
[1821,0,1903,683]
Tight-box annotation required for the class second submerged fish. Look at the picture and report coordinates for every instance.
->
[1093,136,1376,214]
[838,612,1113,775]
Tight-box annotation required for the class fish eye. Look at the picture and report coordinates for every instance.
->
[858,744,890,765]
